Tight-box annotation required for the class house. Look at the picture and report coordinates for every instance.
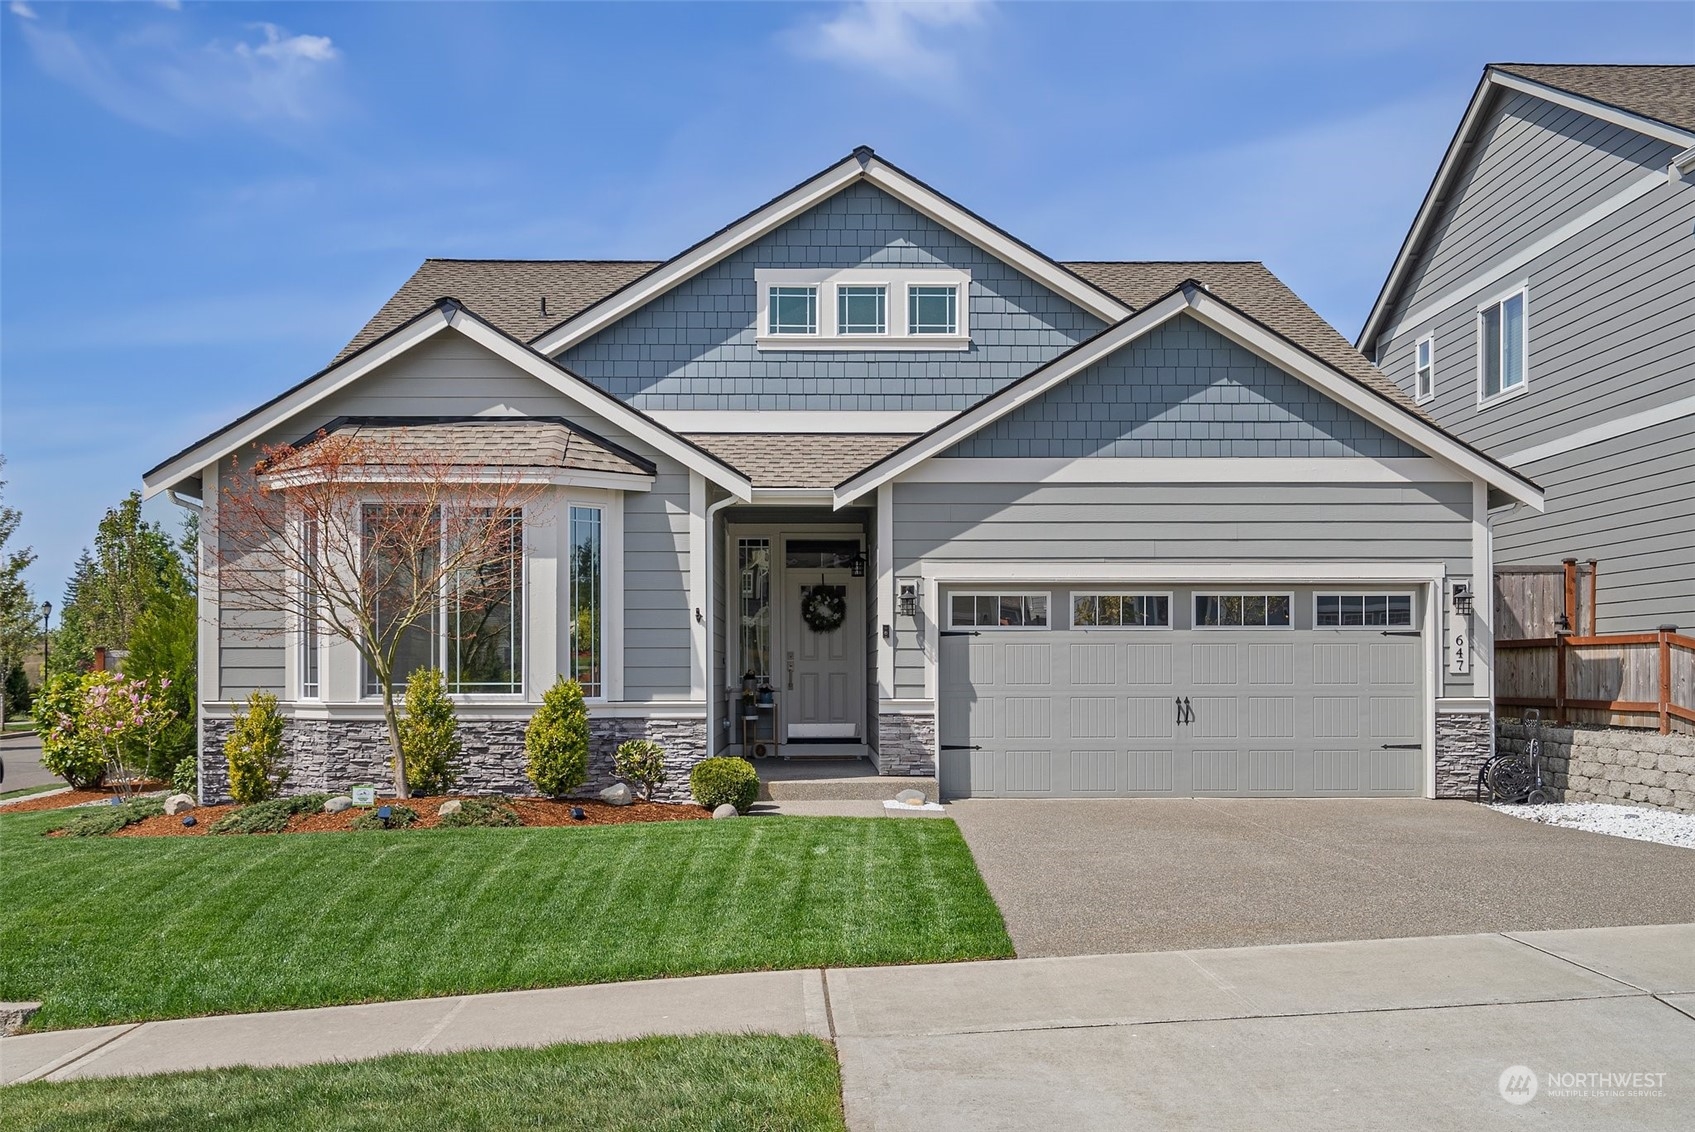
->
[143,148,1542,802]
[1358,64,1694,635]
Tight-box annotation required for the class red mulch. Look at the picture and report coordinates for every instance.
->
[2,782,168,814]
[105,795,709,838]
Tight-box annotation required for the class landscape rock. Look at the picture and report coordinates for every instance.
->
[163,794,196,816]
[0,1001,42,1037]
[894,788,928,806]
[712,803,739,820]
[599,783,634,807]
[437,799,463,817]
[323,795,353,813]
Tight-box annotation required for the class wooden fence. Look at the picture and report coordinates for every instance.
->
[1495,560,1596,640]
[1496,629,1695,735]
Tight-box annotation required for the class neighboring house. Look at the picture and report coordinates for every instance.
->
[144,148,1541,802]
[1359,64,1695,635]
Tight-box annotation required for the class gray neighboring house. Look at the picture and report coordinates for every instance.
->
[1359,64,1694,635]
[144,148,1542,802]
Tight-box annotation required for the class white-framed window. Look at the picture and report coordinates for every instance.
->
[1314,592,1414,628]
[949,592,1049,630]
[908,284,958,336]
[1477,287,1527,403]
[567,505,603,698]
[1414,334,1435,403]
[1194,593,1292,629]
[1071,592,1171,629]
[768,286,817,335]
[837,285,887,335]
[300,516,321,699]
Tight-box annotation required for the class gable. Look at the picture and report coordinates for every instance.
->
[944,314,1419,460]
[559,181,1107,412]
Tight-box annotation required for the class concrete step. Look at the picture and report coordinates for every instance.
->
[753,759,938,803]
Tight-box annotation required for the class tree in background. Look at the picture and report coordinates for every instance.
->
[0,458,40,719]
[50,493,190,675]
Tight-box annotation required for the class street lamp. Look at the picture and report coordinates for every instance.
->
[40,601,50,677]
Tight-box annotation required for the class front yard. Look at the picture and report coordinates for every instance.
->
[6,1034,846,1132]
[0,808,1011,1030]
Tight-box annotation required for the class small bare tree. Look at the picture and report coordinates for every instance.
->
[215,430,543,798]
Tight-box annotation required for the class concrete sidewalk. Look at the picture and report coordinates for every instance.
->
[5,924,1693,1129]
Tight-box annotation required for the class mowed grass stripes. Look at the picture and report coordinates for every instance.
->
[0,812,1011,1030]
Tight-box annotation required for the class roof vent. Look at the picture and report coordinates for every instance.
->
[540,296,548,316]
[852,145,875,168]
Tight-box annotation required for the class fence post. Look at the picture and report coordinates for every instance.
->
[1585,561,1598,635]
[1659,627,1673,735]
[1562,559,1578,633]
[1554,634,1566,726]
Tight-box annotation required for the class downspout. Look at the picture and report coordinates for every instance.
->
[702,493,738,755]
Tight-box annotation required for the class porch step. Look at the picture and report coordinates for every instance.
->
[753,758,939,803]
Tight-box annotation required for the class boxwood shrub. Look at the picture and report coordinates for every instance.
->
[689,757,759,814]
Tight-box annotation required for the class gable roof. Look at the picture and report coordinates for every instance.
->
[277,417,657,479]
[683,433,918,488]
[835,282,1544,510]
[1357,63,1695,351]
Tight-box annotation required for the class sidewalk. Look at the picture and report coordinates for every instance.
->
[5,924,1693,1129]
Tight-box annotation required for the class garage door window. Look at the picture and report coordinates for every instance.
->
[1194,593,1292,629]
[1316,593,1413,628]
[950,593,1049,629]
[1072,593,1171,629]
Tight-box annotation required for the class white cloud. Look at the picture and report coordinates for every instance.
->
[15,14,343,133]
[789,1,989,89]
[10,2,37,19]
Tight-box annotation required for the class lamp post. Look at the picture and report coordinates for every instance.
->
[40,601,50,678]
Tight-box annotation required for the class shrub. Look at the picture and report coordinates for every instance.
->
[209,794,327,835]
[225,691,287,804]
[614,739,667,801]
[397,668,460,796]
[171,753,198,798]
[525,678,589,798]
[351,804,418,831]
[35,673,105,789]
[50,797,165,838]
[689,757,759,814]
[436,798,521,828]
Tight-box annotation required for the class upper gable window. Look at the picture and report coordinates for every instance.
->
[755,268,969,350]
[1477,287,1527,404]
[1414,335,1434,403]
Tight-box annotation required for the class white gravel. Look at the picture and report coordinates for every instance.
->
[1488,801,1695,850]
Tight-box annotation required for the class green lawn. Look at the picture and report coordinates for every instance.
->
[0,810,1011,1030]
[4,1034,846,1132]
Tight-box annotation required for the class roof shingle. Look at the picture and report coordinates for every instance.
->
[682,433,918,488]
[1492,63,1695,134]
[282,417,654,478]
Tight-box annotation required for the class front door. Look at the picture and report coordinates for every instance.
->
[787,575,865,740]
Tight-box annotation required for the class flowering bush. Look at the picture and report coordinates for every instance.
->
[35,673,105,789]
[34,671,178,793]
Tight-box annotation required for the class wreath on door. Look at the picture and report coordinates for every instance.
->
[801,585,848,633]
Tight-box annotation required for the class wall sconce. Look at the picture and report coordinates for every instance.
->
[898,584,919,618]
[1451,583,1474,617]
[850,552,867,578]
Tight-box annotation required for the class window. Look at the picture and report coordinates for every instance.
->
[1194,593,1292,629]
[1415,335,1434,403]
[569,506,603,698]
[1478,289,1526,401]
[738,539,771,680]
[768,286,818,335]
[300,517,320,699]
[448,510,522,693]
[1316,593,1413,628]
[837,285,887,335]
[1072,593,1171,629]
[784,538,860,568]
[908,285,958,335]
[950,593,1049,629]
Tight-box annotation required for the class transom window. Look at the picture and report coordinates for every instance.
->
[1415,335,1434,402]
[1478,289,1526,401]
[768,286,818,335]
[1194,593,1292,629]
[1316,593,1413,628]
[837,285,887,335]
[951,593,1049,629]
[784,539,861,569]
[1072,593,1171,629]
[908,285,958,335]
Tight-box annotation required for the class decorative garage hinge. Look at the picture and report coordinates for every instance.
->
[940,744,982,751]
[939,630,981,638]
[1380,630,1421,637]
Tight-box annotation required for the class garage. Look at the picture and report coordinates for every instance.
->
[937,586,1428,799]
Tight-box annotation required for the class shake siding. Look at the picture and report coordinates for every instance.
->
[560,181,1104,411]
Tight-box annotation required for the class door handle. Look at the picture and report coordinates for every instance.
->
[1182,697,1194,725]
[1175,697,1184,726]
[787,663,794,692]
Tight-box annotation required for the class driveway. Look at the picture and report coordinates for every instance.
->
[950,798,1695,957]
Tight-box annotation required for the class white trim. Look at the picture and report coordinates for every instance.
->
[1489,70,1695,149]
[898,456,1467,486]
[755,266,970,350]
[1425,586,1440,799]
[1474,284,1529,408]
[1502,394,1695,466]
[262,467,654,494]
[946,590,1053,631]
[1414,333,1435,405]
[919,561,1448,584]
[1191,591,1295,630]
[1311,590,1418,630]
[1068,591,1174,631]
[688,472,707,701]
[531,151,1131,355]
[1382,168,1664,343]
[257,699,709,721]
[198,469,220,708]
[603,491,625,702]
[876,483,894,700]
[1471,480,1493,707]
[652,410,946,433]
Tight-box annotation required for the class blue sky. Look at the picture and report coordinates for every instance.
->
[3,1,1691,608]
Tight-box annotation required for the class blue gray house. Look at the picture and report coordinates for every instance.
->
[144,149,1542,801]
[1359,64,1693,635]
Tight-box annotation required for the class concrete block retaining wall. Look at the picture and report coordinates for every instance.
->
[1497,719,1695,814]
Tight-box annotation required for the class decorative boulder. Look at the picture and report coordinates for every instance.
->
[437,799,463,817]
[323,795,353,813]
[894,788,928,806]
[599,783,634,807]
[712,803,739,820]
[163,794,196,816]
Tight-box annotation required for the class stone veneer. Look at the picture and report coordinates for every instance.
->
[1434,710,1493,799]
[1497,720,1695,814]
[877,711,936,776]
[200,715,709,804]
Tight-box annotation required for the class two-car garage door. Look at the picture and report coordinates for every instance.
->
[937,588,1426,798]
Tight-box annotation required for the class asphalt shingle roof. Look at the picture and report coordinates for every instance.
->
[683,433,919,488]
[281,417,654,478]
[1493,63,1695,134]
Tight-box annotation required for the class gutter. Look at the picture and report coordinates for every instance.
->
[1673,145,1695,178]
[167,489,204,513]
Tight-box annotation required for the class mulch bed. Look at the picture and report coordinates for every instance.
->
[105,796,710,838]
[3,783,167,814]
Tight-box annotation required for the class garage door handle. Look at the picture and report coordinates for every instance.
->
[1380,743,1421,749]
[1176,697,1193,725]
[940,744,981,751]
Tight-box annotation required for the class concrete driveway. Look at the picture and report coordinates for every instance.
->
[950,798,1695,957]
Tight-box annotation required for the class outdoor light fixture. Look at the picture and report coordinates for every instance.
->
[850,552,867,578]
[376,805,393,821]
[570,806,586,821]
[1451,584,1474,617]
[182,816,196,828]
[898,584,918,618]
[41,601,50,674]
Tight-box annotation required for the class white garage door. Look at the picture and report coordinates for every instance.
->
[938,588,1426,798]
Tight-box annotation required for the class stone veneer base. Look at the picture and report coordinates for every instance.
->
[200,715,709,805]
[877,712,936,776]
[1434,710,1494,799]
